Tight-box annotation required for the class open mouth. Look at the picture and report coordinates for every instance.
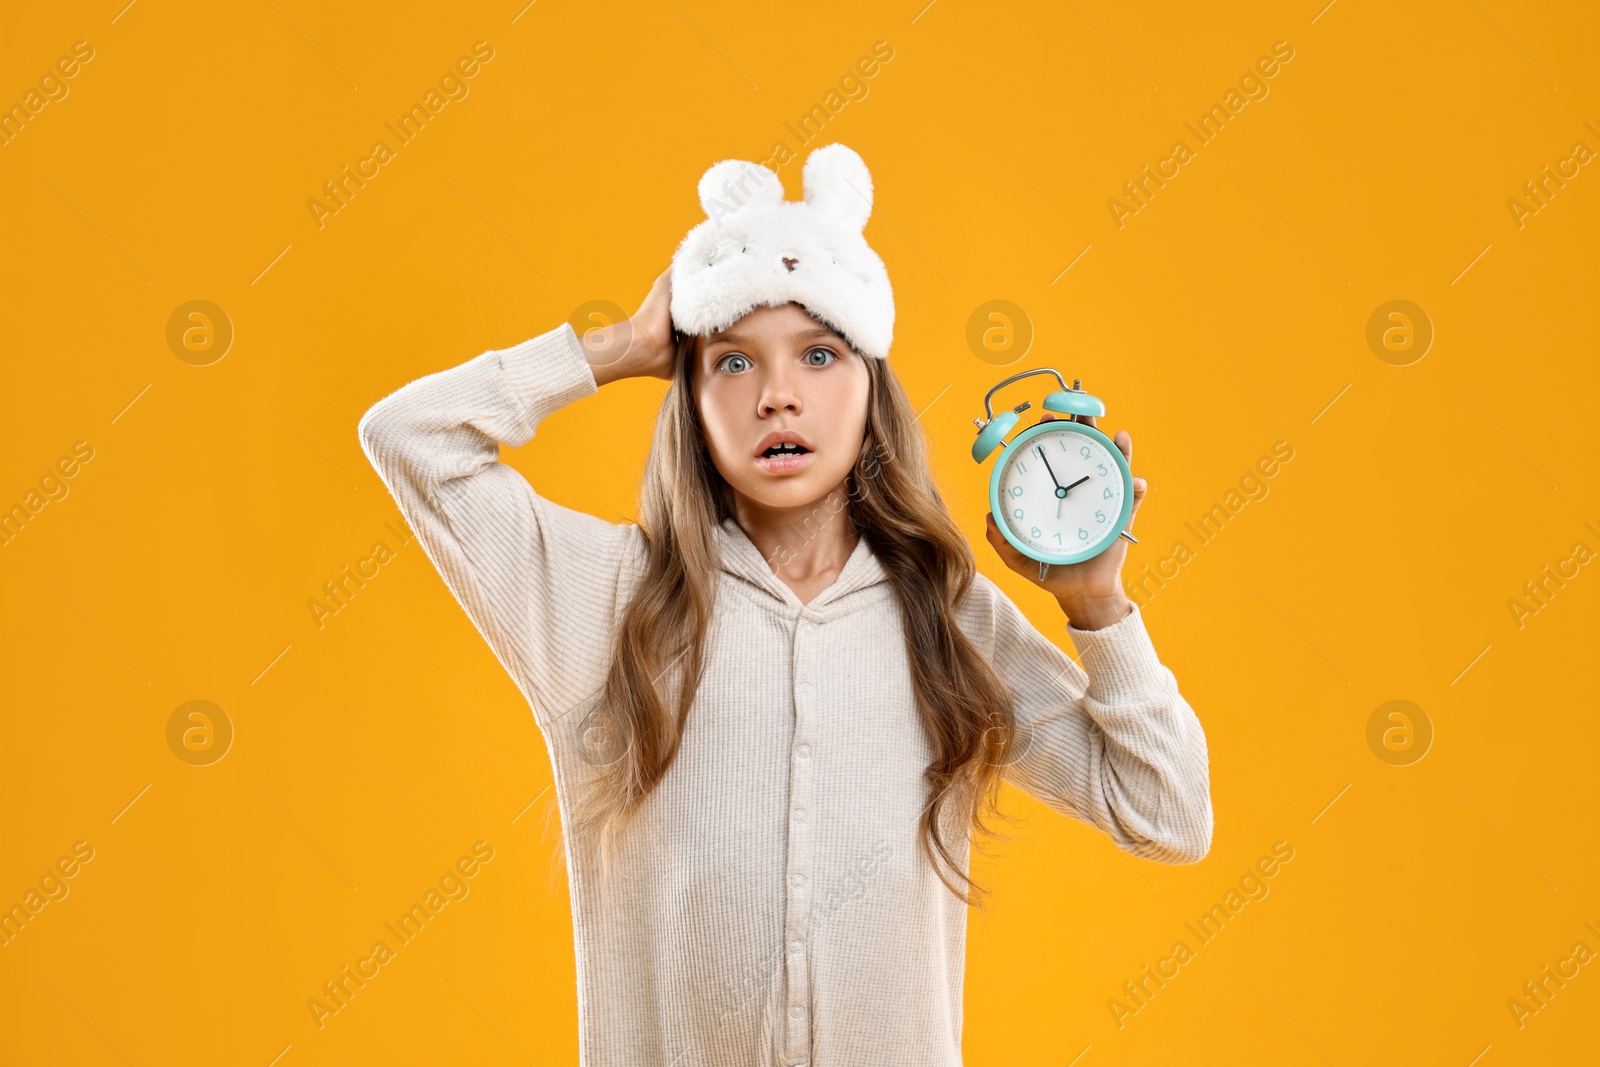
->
[756,442,813,473]
[760,442,811,458]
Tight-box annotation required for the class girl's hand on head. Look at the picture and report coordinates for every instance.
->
[583,267,679,386]
[628,267,678,381]
[983,412,1146,631]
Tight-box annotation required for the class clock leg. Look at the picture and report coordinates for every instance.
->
[1038,560,1051,582]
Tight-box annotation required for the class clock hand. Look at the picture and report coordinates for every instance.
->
[1061,475,1090,494]
[1036,446,1066,497]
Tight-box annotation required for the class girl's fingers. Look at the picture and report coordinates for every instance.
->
[985,511,1011,551]
[984,512,1006,559]
[985,512,1029,573]
[1071,413,1133,465]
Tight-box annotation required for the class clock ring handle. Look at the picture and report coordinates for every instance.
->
[979,368,1074,421]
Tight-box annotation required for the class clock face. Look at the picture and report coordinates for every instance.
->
[996,426,1128,561]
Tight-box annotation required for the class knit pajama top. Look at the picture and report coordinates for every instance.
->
[357,320,1214,1067]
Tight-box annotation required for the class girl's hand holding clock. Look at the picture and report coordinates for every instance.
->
[984,413,1146,631]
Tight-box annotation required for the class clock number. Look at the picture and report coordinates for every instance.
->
[1053,532,1062,543]
[1031,526,1041,538]
[1008,485,1023,498]
[1097,462,1107,476]
[1103,486,1114,500]
[1079,446,1091,459]
[1012,508,1024,520]
[1095,509,1106,523]
[1077,527,1089,540]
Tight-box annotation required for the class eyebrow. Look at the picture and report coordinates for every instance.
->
[704,326,841,348]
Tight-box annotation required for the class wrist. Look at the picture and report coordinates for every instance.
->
[1057,590,1133,631]
[579,322,634,386]
[583,319,674,386]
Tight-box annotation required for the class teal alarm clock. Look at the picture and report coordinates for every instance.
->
[971,369,1137,581]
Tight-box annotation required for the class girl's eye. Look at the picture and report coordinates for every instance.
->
[717,347,834,373]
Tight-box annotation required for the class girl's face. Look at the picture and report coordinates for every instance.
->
[692,301,870,513]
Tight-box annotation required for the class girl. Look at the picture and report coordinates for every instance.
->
[358,143,1212,1067]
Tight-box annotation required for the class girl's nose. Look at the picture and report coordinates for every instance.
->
[757,366,802,416]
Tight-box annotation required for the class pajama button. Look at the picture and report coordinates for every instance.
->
[792,874,805,888]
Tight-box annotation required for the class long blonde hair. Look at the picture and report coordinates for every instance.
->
[565,321,1023,909]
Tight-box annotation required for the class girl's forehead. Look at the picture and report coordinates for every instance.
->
[702,305,846,350]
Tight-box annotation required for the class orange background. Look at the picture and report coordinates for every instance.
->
[3,1,1597,1064]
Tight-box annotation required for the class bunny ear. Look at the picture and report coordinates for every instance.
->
[802,143,873,231]
[698,159,784,222]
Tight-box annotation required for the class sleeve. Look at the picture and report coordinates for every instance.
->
[975,574,1214,865]
[356,320,645,728]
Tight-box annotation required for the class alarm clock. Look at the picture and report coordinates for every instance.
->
[971,369,1138,581]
